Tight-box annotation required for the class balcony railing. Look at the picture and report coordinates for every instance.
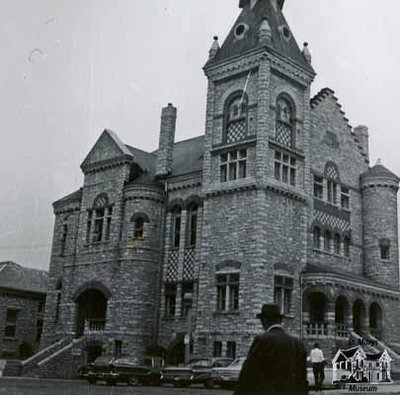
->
[306,321,328,337]
[369,328,382,340]
[335,323,349,338]
[84,319,106,334]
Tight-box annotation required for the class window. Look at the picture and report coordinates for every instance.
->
[227,341,236,359]
[114,340,122,357]
[216,273,239,312]
[313,227,321,250]
[181,282,194,317]
[38,301,45,313]
[133,217,144,239]
[36,319,43,342]
[341,187,350,209]
[225,94,247,144]
[60,223,68,256]
[334,234,341,255]
[274,276,293,315]
[381,245,390,260]
[314,176,323,199]
[324,230,332,252]
[275,95,295,147]
[213,341,222,357]
[86,194,112,244]
[344,236,351,257]
[172,206,182,248]
[274,151,296,186]
[220,149,247,182]
[55,280,62,323]
[187,203,198,247]
[327,180,337,204]
[165,284,177,316]
[4,309,18,338]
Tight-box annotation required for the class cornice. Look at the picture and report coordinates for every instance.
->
[54,206,81,215]
[81,154,133,174]
[204,179,257,197]
[265,182,308,203]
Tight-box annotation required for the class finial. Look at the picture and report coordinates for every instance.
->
[376,158,383,166]
[209,36,220,59]
[302,42,312,64]
[258,17,272,45]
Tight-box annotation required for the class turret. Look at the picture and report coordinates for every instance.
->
[156,103,177,177]
[361,160,399,287]
[354,125,369,161]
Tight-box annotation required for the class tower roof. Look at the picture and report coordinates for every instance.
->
[206,0,313,74]
[361,162,399,182]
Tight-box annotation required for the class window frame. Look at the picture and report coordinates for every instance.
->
[216,272,240,312]
[224,92,248,144]
[165,283,177,317]
[274,150,297,186]
[4,308,19,338]
[274,276,293,315]
[171,206,182,249]
[220,149,247,183]
[275,94,296,148]
[341,187,350,209]
[186,204,198,248]
[314,175,324,199]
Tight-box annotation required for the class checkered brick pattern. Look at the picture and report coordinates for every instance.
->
[275,123,293,147]
[226,120,246,144]
[315,210,350,232]
[166,250,179,282]
[326,165,338,180]
[183,248,196,280]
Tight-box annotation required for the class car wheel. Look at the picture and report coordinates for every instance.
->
[204,378,214,389]
[128,377,140,386]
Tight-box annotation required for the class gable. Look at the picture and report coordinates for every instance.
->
[81,129,133,171]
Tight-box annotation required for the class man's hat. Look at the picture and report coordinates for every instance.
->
[256,304,284,320]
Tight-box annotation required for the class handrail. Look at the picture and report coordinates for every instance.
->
[21,337,70,366]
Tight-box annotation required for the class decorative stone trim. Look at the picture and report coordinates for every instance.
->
[268,139,305,159]
[211,136,257,153]
[81,155,133,174]
[204,180,257,197]
[265,182,308,202]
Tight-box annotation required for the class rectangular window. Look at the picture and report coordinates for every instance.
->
[220,149,247,182]
[274,277,293,315]
[38,301,45,313]
[327,181,337,204]
[213,341,222,358]
[341,187,350,209]
[165,284,177,316]
[36,319,43,342]
[173,214,181,248]
[4,309,18,338]
[93,208,105,242]
[380,245,390,260]
[114,340,122,357]
[216,273,239,312]
[274,150,296,186]
[86,210,92,243]
[227,341,236,359]
[314,176,324,199]
[105,207,113,241]
[181,282,194,317]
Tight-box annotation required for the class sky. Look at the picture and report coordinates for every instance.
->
[1,0,399,271]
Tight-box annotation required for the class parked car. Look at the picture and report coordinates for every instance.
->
[85,355,163,386]
[86,355,116,384]
[209,357,246,389]
[161,357,233,388]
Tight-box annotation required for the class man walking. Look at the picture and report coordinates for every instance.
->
[234,304,308,395]
[310,343,325,391]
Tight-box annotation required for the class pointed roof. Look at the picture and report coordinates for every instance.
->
[0,261,48,294]
[81,129,134,172]
[206,0,314,74]
[361,163,399,182]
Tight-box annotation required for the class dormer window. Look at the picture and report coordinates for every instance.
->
[224,93,248,144]
[275,94,296,148]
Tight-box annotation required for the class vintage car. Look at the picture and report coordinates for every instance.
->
[209,357,246,389]
[161,357,233,388]
[86,355,163,386]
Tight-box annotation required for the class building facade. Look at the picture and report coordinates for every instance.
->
[36,0,400,377]
[0,261,47,360]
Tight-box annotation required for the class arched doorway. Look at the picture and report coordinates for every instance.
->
[86,340,104,363]
[75,289,108,337]
[335,296,349,337]
[307,291,327,336]
[166,339,185,365]
[353,299,366,335]
[369,302,383,339]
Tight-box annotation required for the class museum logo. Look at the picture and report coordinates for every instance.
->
[348,384,378,393]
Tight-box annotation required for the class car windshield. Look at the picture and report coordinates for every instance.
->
[114,357,139,365]
[229,358,246,367]
[189,359,211,367]
[93,356,114,364]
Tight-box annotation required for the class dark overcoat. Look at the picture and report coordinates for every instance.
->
[234,326,308,395]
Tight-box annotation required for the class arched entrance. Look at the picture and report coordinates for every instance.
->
[369,302,383,339]
[75,288,108,337]
[335,296,349,337]
[166,339,185,365]
[306,291,327,336]
[86,340,104,363]
[353,299,366,335]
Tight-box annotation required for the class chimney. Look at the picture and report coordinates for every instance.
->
[354,125,369,160]
[156,103,177,177]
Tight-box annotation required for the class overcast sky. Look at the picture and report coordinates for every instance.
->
[1,0,399,270]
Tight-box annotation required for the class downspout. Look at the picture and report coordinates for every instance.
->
[300,272,303,341]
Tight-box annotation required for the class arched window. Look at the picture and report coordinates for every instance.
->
[131,213,150,240]
[324,162,340,205]
[55,280,62,323]
[313,227,321,250]
[171,206,182,249]
[186,203,198,247]
[324,230,332,252]
[224,92,248,144]
[334,233,341,255]
[86,194,112,243]
[275,94,296,147]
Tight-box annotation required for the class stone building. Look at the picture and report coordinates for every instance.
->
[33,0,400,376]
[0,261,47,360]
